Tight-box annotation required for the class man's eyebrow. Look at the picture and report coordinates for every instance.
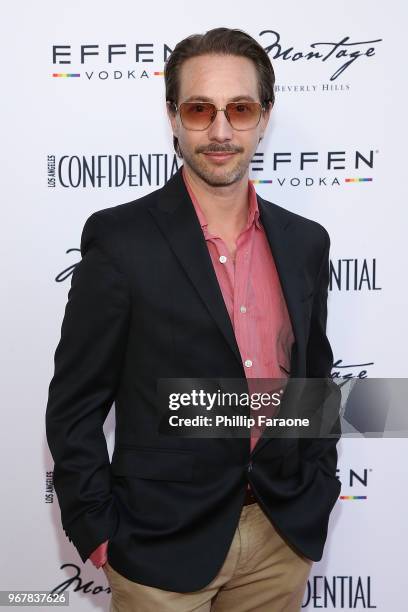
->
[229,95,257,102]
[182,95,257,103]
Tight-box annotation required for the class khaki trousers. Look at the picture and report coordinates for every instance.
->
[103,502,313,612]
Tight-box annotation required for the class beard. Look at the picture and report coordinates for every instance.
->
[179,142,251,187]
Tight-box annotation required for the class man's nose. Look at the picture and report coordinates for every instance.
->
[207,109,233,141]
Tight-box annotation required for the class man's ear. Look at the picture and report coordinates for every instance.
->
[265,100,273,116]
[166,101,179,136]
[260,101,273,139]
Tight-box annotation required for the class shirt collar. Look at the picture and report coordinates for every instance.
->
[182,165,261,232]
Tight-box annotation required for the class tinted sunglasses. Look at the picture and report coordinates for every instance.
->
[170,101,265,131]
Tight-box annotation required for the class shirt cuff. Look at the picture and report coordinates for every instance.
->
[88,540,108,568]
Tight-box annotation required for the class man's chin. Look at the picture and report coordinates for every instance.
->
[205,176,240,187]
[189,160,247,187]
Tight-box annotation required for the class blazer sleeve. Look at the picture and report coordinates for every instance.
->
[45,211,131,563]
[301,228,342,480]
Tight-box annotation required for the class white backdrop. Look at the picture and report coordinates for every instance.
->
[1,1,408,609]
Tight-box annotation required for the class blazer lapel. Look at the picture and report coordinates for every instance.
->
[250,196,308,457]
[148,168,243,367]
[257,195,306,373]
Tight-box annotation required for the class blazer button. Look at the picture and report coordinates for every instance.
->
[247,461,253,472]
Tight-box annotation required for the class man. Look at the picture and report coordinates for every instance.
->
[46,27,341,611]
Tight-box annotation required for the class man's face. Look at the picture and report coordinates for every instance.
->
[167,54,271,187]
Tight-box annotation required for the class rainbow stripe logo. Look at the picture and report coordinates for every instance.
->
[250,179,273,184]
[52,73,80,78]
[154,71,164,76]
[340,495,367,500]
[345,178,373,183]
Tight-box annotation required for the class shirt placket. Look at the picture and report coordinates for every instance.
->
[234,225,257,376]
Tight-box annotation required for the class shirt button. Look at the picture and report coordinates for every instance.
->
[219,255,227,264]
[240,305,247,313]
[244,359,253,368]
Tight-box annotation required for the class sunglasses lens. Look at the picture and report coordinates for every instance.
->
[178,102,263,130]
[179,103,215,130]
[226,103,262,129]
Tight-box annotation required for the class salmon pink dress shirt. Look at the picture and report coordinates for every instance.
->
[183,168,294,450]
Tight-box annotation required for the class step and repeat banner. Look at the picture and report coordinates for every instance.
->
[2,1,407,610]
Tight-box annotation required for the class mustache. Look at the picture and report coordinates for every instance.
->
[195,144,244,154]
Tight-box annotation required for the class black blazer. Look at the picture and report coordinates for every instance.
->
[45,167,341,592]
